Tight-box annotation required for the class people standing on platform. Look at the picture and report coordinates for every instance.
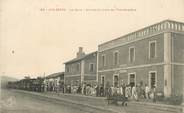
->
[128,85,132,97]
[69,85,71,93]
[90,85,95,96]
[107,85,113,97]
[44,84,47,92]
[152,85,157,103]
[132,85,138,101]
[125,85,129,98]
[86,85,90,96]
[145,84,150,100]
[136,83,141,101]
[100,85,104,97]
[120,80,125,96]
[77,85,82,94]
[113,86,118,96]
[82,84,86,95]
[120,83,126,97]
[73,85,78,94]
[95,84,100,97]
[71,85,73,94]
[117,86,121,95]
[82,83,85,95]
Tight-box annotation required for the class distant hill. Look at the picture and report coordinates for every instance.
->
[0,76,19,88]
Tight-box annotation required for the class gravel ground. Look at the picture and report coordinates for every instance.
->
[0,89,111,113]
[0,89,180,113]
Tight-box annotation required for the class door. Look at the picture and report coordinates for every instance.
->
[149,72,156,89]
[101,76,105,88]
[114,75,119,87]
[129,73,136,87]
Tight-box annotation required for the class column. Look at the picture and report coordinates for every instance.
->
[182,69,184,113]
[164,32,172,97]
[81,60,85,85]
[96,52,99,83]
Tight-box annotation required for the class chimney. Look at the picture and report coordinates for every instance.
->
[77,47,85,58]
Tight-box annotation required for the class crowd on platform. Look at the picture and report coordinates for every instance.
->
[7,77,159,103]
[63,82,159,102]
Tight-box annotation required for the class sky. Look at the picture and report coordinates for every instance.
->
[0,0,184,79]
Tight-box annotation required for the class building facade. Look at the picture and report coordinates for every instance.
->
[64,47,97,86]
[98,20,184,97]
[44,72,64,92]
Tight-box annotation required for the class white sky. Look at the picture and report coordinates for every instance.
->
[0,0,184,79]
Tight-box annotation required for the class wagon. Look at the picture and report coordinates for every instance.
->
[106,94,128,106]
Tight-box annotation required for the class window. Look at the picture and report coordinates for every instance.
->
[129,74,135,87]
[89,63,94,72]
[149,72,157,89]
[113,75,119,87]
[113,51,119,65]
[71,64,74,72]
[128,73,136,87]
[66,67,70,72]
[182,25,184,31]
[129,47,135,62]
[76,63,80,72]
[102,54,106,66]
[149,41,156,58]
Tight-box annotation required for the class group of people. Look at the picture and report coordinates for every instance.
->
[59,81,157,102]
[106,83,157,102]
[65,84,105,97]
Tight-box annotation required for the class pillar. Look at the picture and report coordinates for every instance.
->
[81,60,85,85]
[182,68,184,113]
[164,32,172,97]
[96,52,99,83]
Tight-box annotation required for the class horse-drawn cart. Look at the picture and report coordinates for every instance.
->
[106,94,128,106]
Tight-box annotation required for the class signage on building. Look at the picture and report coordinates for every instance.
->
[119,69,127,73]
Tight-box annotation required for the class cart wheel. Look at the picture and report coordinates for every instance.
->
[122,102,124,106]
[124,102,127,106]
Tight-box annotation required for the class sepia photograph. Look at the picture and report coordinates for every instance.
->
[0,0,184,113]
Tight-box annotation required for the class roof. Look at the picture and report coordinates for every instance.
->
[98,19,184,52]
[46,72,64,79]
[64,51,97,64]
[99,19,184,47]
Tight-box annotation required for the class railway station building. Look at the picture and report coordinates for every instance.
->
[98,20,184,97]
[64,47,97,86]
